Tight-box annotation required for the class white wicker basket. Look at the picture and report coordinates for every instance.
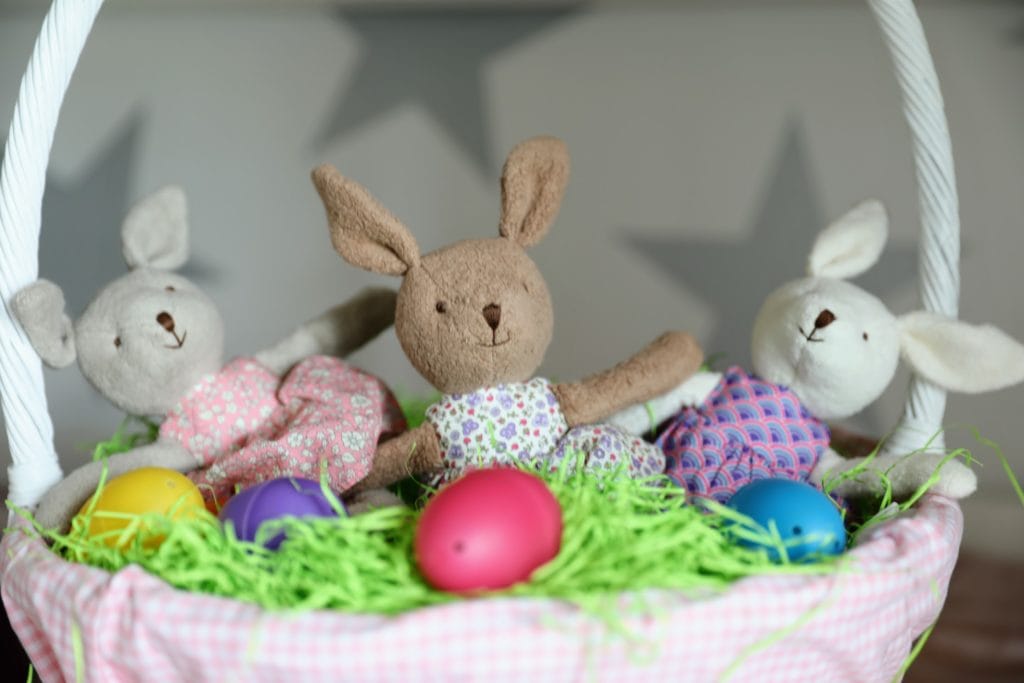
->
[0,2,964,681]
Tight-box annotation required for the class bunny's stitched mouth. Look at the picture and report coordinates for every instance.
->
[797,326,824,343]
[477,335,511,348]
[164,330,187,349]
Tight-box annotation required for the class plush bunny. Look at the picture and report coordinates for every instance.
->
[312,136,704,490]
[13,186,403,530]
[610,199,1024,502]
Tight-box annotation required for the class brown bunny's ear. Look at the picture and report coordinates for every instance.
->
[499,136,570,248]
[312,164,421,276]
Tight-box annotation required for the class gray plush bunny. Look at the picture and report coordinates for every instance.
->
[12,186,398,530]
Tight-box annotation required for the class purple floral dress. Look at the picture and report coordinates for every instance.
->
[425,378,665,484]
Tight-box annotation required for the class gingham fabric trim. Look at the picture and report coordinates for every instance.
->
[1,495,962,683]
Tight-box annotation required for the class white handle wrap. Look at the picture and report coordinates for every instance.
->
[0,0,106,506]
[867,0,960,455]
[0,0,960,506]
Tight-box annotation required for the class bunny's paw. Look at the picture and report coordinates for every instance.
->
[882,452,978,500]
[823,451,977,501]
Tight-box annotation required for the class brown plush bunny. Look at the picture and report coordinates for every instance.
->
[313,136,704,490]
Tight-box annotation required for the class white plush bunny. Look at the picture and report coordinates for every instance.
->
[611,199,1024,501]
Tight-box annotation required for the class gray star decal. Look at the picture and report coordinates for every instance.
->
[318,6,576,175]
[4,113,219,318]
[624,119,917,373]
[36,114,142,317]
[0,117,140,317]
[1012,20,1024,45]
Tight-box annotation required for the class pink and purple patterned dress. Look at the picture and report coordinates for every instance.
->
[425,377,665,484]
[160,355,405,503]
[655,366,830,504]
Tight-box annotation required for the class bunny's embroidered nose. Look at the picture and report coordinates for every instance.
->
[814,309,836,329]
[483,304,502,331]
[157,311,175,331]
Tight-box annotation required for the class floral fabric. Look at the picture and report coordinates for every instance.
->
[159,355,404,503]
[425,378,665,483]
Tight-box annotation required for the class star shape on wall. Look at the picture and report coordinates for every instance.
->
[1011,20,1024,45]
[3,112,218,318]
[624,119,917,373]
[317,6,576,175]
[36,114,143,317]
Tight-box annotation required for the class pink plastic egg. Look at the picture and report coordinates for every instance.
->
[414,467,562,593]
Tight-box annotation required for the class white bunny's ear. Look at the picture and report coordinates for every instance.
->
[898,311,1024,393]
[10,279,77,368]
[807,199,888,279]
[122,186,189,270]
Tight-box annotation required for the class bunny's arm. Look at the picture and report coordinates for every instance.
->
[552,331,704,428]
[33,440,200,534]
[254,287,397,375]
[607,370,723,435]
[346,422,444,494]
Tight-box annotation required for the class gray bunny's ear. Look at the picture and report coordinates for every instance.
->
[122,186,189,270]
[11,279,77,368]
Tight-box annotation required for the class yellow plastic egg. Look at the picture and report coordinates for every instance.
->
[76,467,205,548]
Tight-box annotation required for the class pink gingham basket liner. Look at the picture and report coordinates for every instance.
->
[2,494,961,683]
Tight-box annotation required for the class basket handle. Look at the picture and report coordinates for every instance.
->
[0,0,960,507]
[866,0,961,455]
[0,0,105,506]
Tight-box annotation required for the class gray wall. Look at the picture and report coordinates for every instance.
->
[1,1,1022,557]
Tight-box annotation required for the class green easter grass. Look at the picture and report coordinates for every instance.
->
[393,390,442,430]
[16,461,849,616]
[88,416,159,462]
[16,439,966,619]
[14,401,990,618]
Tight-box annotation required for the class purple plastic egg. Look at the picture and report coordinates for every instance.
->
[219,477,343,549]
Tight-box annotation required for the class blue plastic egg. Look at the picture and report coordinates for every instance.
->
[727,478,846,562]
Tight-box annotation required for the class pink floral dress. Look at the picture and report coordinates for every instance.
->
[160,355,405,503]
[425,378,665,484]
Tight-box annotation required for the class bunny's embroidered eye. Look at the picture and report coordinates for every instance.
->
[862,332,869,341]
[165,285,176,292]
[522,281,530,294]
[114,336,122,349]
[435,301,447,314]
